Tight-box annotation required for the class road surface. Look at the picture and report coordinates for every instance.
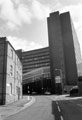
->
[5,96,55,120]
[4,95,82,120]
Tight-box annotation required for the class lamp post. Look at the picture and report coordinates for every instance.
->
[28,85,30,94]
[41,74,44,94]
[27,85,30,100]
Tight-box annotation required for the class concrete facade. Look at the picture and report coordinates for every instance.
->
[20,47,50,74]
[16,48,51,94]
[60,12,78,85]
[47,11,78,93]
[47,12,66,93]
[0,37,22,105]
[16,11,81,95]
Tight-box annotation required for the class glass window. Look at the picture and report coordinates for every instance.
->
[16,86,18,95]
[11,49,13,59]
[10,83,12,94]
[10,65,13,76]
[16,71,18,80]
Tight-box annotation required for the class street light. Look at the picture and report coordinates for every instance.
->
[27,85,30,100]
[41,75,44,94]
[28,85,30,94]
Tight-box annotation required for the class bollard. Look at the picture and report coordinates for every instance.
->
[27,96,30,101]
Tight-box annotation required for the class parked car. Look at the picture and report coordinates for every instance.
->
[31,91,37,95]
[44,91,51,95]
[70,86,78,96]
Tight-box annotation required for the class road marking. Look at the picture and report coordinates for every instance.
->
[57,105,61,112]
[56,101,58,105]
[60,115,64,120]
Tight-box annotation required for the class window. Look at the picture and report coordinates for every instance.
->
[16,86,18,95]
[10,83,12,94]
[10,65,13,76]
[34,58,38,60]
[16,71,19,80]
[11,49,13,59]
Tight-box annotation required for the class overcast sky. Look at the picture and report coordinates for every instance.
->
[0,0,82,56]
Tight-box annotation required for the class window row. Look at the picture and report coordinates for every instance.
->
[23,60,50,66]
[22,53,50,60]
[23,63,50,70]
[22,56,50,63]
[10,65,22,79]
[9,83,21,95]
[22,48,49,57]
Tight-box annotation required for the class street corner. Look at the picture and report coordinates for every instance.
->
[8,96,36,117]
[23,96,36,108]
[8,96,36,116]
[0,96,36,120]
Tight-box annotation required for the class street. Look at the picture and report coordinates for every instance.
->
[4,95,82,120]
[4,95,54,120]
[57,99,82,120]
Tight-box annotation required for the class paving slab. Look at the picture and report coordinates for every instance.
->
[0,96,35,120]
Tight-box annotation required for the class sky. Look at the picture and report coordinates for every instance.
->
[0,0,82,56]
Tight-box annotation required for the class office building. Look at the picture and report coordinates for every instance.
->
[17,11,81,94]
[47,11,66,93]
[23,66,51,94]
[16,47,51,94]
[22,47,50,74]
[47,11,81,93]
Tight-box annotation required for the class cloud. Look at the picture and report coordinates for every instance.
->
[31,0,51,20]
[12,0,20,5]
[7,22,18,30]
[0,0,51,30]
[59,0,82,6]
[0,0,32,30]
[17,4,32,24]
[7,36,43,51]
[51,1,63,12]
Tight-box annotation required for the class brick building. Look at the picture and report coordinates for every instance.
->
[0,37,22,105]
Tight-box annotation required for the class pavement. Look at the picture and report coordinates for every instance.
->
[0,96,35,120]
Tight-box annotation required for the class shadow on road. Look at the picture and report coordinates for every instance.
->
[52,101,60,120]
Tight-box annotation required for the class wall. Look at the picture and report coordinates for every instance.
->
[0,38,7,105]
[6,42,22,104]
[60,12,78,85]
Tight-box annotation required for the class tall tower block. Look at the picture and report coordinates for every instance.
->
[60,12,78,85]
[47,11,78,93]
[47,12,66,93]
